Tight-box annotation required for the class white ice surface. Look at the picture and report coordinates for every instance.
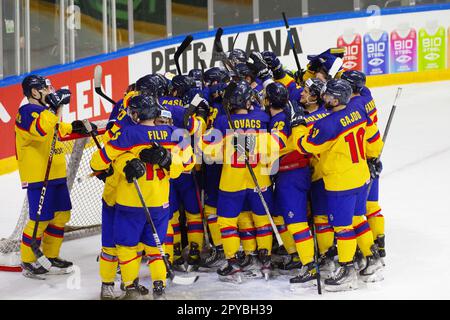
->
[1,81,450,300]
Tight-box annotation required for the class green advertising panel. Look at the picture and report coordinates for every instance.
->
[418,26,446,71]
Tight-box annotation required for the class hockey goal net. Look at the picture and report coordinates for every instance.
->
[0,121,108,271]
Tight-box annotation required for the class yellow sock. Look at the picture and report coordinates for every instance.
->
[273,216,297,255]
[238,211,257,254]
[186,211,204,248]
[99,247,118,283]
[164,222,174,264]
[144,245,167,287]
[218,216,240,259]
[313,215,335,255]
[252,213,273,254]
[366,201,385,239]
[20,220,50,263]
[42,211,71,258]
[205,206,222,246]
[171,211,181,247]
[353,215,375,257]
[287,222,314,265]
[117,245,141,287]
[334,226,357,264]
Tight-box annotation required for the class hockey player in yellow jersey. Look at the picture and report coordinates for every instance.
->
[202,80,279,282]
[290,79,383,291]
[16,75,95,278]
[341,70,386,259]
[90,95,194,299]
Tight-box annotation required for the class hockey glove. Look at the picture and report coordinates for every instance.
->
[139,143,172,171]
[288,101,307,128]
[247,52,273,81]
[367,158,383,179]
[71,120,98,135]
[123,158,146,183]
[194,99,210,123]
[94,166,114,182]
[263,51,282,72]
[232,133,256,158]
[55,89,72,105]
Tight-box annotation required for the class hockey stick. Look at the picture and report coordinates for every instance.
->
[310,222,322,295]
[82,119,102,150]
[282,12,303,84]
[175,35,194,75]
[231,32,240,51]
[132,177,199,285]
[222,82,284,248]
[29,124,60,272]
[94,65,117,106]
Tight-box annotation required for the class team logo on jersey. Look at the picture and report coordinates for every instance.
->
[311,128,320,139]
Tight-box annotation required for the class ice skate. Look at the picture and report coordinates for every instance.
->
[258,249,273,281]
[100,282,119,300]
[21,262,48,280]
[237,251,262,279]
[47,257,74,275]
[152,280,167,300]
[200,245,226,270]
[318,246,337,280]
[376,235,386,259]
[172,243,187,272]
[324,263,358,292]
[119,279,149,300]
[186,242,201,272]
[275,253,302,275]
[359,245,384,283]
[217,258,243,283]
[289,262,318,290]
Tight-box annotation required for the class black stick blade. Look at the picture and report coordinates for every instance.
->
[214,27,224,53]
[174,35,194,75]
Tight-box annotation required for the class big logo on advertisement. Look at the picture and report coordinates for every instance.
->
[390,27,417,73]
[363,31,389,75]
[418,25,446,71]
[337,32,363,71]
[0,57,129,160]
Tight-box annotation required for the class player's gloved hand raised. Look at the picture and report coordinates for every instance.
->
[94,166,114,183]
[71,120,98,135]
[139,143,172,171]
[247,52,273,81]
[123,158,146,183]
[262,51,282,72]
[45,89,72,113]
[288,101,307,128]
[194,99,210,123]
[367,158,383,179]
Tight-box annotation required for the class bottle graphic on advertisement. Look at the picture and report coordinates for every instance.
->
[418,21,446,71]
[337,29,362,71]
[390,24,417,73]
[363,29,389,75]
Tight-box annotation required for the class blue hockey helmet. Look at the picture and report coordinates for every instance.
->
[322,79,353,107]
[341,70,366,93]
[265,82,288,109]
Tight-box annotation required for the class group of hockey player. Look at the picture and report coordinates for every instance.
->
[15,40,387,300]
